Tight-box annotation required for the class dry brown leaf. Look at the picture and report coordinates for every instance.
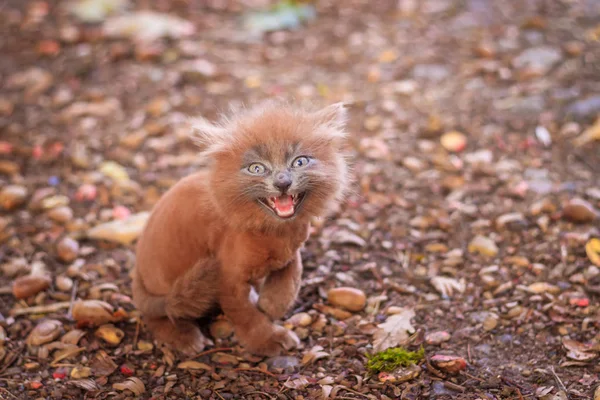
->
[61,329,86,345]
[113,377,145,395]
[574,118,600,147]
[373,308,416,352]
[430,276,466,297]
[562,338,598,361]
[68,379,99,391]
[586,238,600,267]
[301,345,330,365]
[72,300,115,326]
[283,376,310,390]
[90,350,118,376]
[94,324,124,346]
[177,360,213,370]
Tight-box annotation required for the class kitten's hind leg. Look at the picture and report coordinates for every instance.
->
[144,317,211,356]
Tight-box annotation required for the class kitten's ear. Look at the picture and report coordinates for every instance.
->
[189,117,229,156]
[313,102,349,139]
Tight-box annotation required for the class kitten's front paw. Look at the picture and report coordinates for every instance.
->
[257,296,290,321]
[245,325,300,357]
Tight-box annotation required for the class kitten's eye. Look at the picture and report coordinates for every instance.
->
[292,156,310,168]
[247,163,266,175]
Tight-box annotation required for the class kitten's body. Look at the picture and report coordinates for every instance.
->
[132,101,348,356]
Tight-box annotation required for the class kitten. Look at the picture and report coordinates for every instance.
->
[131,101,349,356]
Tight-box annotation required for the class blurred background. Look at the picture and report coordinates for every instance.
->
[1,1,600,399]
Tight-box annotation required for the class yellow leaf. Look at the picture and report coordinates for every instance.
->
[586,238,600,266]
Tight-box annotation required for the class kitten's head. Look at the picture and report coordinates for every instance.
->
[191,101,350,230]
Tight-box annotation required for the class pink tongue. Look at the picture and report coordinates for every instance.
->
[273,195,293,211]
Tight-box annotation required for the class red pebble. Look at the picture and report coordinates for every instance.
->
[120,364,134,376]
[32,145,43,159]
[570,298,589,307]
[52,371,66,380]
[0,141,13,154]
[113,205,131,220]
[75,184,97,201]
[30,381,43,389]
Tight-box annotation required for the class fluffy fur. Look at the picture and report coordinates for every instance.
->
[132,101,349,356]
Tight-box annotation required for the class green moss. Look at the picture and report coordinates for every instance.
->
[366,347,425,374]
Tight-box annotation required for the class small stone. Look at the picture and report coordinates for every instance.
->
[440,131,467,152]
[27,319,63,346]
[425,331,451,345]
[87,212,150,245]
[70,366,91,379]
[180,59,217,81]
[482,316,498,332]
[265,356,299,370]
[512,46,562,76]
[327,287,367,312]
[285,313,312,328]
[0,98,14,116]
[95,324,124,346]
[474,42,496,58]
[562,198,598,223]
[496,213,526,230]
[468,235,499,257]
[47,206,74,224]
[56,237,79,263]
[430,355,467,374]
[72,300,115,326]
[211,352,239,366]
[527,282,560,294]
[137,341,154,352]
[209,319,233,339]
[13,275,51,299]
[0,185,28,210]
[566,95,600,119]
[55,276,74,292]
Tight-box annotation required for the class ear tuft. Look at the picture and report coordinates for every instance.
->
[188,116,228,156]
[313,102,349,131]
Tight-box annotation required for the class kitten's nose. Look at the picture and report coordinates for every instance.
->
[274,171,292,192]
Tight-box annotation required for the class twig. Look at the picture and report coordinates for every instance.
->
[443,381,466,393]
[550,367,570,399]
[0,387,17,399]
[0,344,24,375]
[191,347,233,359]
[461,371,485,382]
[332,385,370,399]
[0,287,12,295]
[234,367,278,379]
[67,280,79,319]
[516,387,525,400]
[243,391,276,399]
[10,301,71,317]
[215,391,225,400]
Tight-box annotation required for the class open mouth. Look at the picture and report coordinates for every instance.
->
[258,192,306,219]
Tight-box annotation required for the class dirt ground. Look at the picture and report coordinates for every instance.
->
[1,0,600,399]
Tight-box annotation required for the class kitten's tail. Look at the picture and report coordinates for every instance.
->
[132,260,221,322]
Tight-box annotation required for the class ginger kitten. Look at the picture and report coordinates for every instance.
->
[132,101,349,356]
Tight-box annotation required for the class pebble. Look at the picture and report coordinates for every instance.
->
[425,331,451,345]
[512,46,562,75]
[440,131,467,152]
[87,212,150,245]
[327,287,367,312]
[47,206,73,224]
[566,95,600,119]
[211,353,239,366]
[0,185,28,210]
[56,237,79,263]
[562,198,598,223]
[13,275,51,299]
[430,355,467,374]
[94,324,124,346]
[265,356,299,370]
[70,366,91,379]
[468,235,499,257]
[482,316,498,332]
[55,276,74,292]
[26,319,63,346]
[285,312,313,328]
[496,213,526,230]
[209,319,233,339]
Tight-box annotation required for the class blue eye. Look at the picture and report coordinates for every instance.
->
[292,156,310,168]
[247,163,266,175]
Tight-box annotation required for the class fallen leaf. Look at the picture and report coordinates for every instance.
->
[373,308,416,352]
[527,282,561,294]
[94,324,124,345]
[430,354,467,373]
[90,350,118,376]
[72,300,115,326]
[177,360,213,370]
[430,277,466,298]
[574,118,600,147]
[586,238,600,267]
[301,345,330,365]
[68,379,99,391]
[87,212,150,245]
[283,376,310,390]
[562,338,598,361]
[113,377,145,395]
